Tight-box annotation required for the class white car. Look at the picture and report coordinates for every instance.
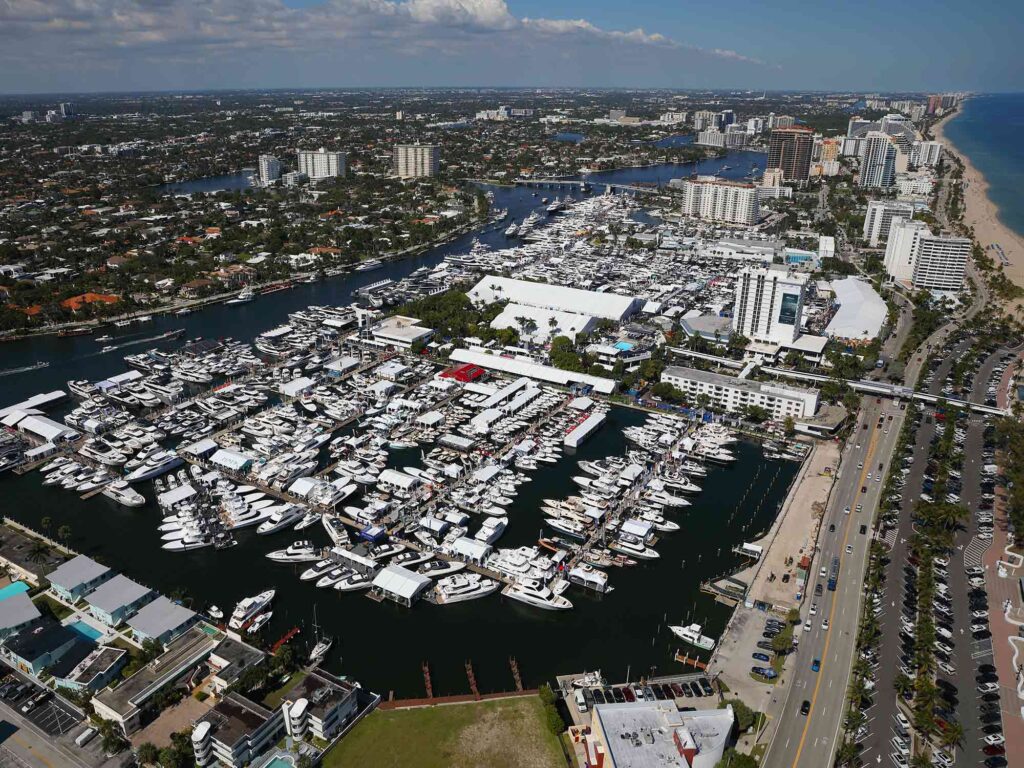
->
[973,609,988,619]
[978,682,999,694]
[984,734,1005,746]
[938,662,956,676]
[803,621,812,632]
[809,603,818,616]
[890,737,910,758]
[890,753,908,768]
[821,619,830,631]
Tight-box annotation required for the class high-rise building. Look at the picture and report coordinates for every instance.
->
[732,266,808,344]
[858,132,898,188]
[296,147,346,180]
[766,127,814,183]
[927,95,944,115]
[819,138,841,162]
[911,141,943,167]
[394,144,440,179]
[258,154,281,186]
[692,110,718,131]
[58,102,75,118]
[719,110,735,126]
[768,114,796,129]
[760,168,786,188]
[864,200,916,247]
[883,218,969,290]
[912,234,971,291]
[676,176,760,226]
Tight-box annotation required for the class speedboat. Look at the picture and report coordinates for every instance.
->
[247,612,272,634]
[417,559,467,578]
[669,623,716,650]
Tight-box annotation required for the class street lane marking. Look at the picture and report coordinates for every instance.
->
[790,413,883,768]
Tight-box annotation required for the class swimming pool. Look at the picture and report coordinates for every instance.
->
[0,582,29,602]
[69,621,103,641]
[614,341,635,351]
[262,757,295,768]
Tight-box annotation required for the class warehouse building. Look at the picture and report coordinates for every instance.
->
[468,276,641,322]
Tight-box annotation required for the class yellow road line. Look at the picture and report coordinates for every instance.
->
[790,410,883,768]
[12,734,54,768]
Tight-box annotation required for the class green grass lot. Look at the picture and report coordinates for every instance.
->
[323,696,564,768]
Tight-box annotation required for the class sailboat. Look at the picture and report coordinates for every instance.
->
[308,605,333,664]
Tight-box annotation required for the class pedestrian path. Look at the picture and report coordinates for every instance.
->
[963,535,991,570]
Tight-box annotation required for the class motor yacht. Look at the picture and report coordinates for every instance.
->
[256,504,305,535]
[247,612,272,634]
[125,451,183,482]
[434,573,500,604]
[502,578,573,611]
[266,541,321,563]
[228,590,275,630]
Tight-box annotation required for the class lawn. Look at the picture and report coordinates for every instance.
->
[32,593,73,620]
[263,671,307,709]
[323,696,564,768]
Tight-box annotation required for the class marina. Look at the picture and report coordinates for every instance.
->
[0,156,797,698]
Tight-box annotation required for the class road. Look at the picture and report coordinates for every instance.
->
[765,396,905,768]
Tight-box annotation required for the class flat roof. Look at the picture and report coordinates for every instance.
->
[664,365,815,400]
[451,348,616,394]
[592,703,733,768]
[372,564,431,600]
[52,645,126,686]
[468,276,639,321]
[285,668,356,721]
[197,691,275,748]
[94,625,219,718]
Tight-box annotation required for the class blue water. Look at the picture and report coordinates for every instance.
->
[0,582,29,602]
[614,341,635,351]
[943,93,1024,239]
[156,171,255,195]
[69,620,103,641]
[654,135,694,148]
[552,132,585,143]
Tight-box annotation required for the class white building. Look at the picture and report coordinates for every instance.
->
[257,155,281,186]
[467,276,640,322]
[911,140,943,167]
[884,218,969,290]
[913,233,971,291]
[394,144,440,178]
[863,200,915,247]
[296,147,346,179]
[675,176,760,226]
[732,266,807,345]
[825,277,887,341]
[660,111,688,124]
[661,366,818,419]
[859,131,898,188]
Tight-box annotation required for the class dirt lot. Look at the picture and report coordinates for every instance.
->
[129,694,212,749]
[324,695,563,768]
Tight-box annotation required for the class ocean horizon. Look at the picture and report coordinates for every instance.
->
[942,92,1024,239]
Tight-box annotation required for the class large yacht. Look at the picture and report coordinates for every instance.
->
[125,451,183,482]
[101,480,146,508]
[228,589,275,630]
[434,573,500,605]
[266,541,320,563]
[256,504,305,535]
[502,578,573,611]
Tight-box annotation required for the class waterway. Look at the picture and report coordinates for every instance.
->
[155,171,256,195]
[1,154,783,697]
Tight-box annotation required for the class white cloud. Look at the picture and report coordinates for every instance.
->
[0,0,774,88]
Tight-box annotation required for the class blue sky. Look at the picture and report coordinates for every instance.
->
[0,0,1019,94]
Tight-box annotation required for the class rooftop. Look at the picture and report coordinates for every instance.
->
[592,702,733,768]
[285,668,357,721]
[127,595,196,639]
[86,574,154,615]
[47,554,110,592]
[197,691,275,748]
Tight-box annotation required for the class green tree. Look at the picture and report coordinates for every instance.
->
[136,742,159,765]
[714,748,758,768]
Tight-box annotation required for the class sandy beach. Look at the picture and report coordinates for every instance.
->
[932,109,1024,309]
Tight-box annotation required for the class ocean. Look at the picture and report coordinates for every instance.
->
[942,93,1024,238]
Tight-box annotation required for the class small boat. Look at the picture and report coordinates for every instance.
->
[208,606,224,620]
[669,623,716,650]
[247,612,272,634]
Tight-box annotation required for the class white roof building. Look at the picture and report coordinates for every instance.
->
[825,277,887,341]
[371,565,431,606]
[450,348,616,394]
[490,303,598,344]
[468,276,640,322]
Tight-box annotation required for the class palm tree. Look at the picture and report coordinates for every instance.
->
[835,739,860,767]
[939,720,964,750]
[27,541,49,565]
[40,517,52,537]
[893,672,913,700]
[57,525,71,545]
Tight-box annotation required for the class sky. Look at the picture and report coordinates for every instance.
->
[0,0,1020,94]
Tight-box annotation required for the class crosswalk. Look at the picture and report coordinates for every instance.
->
[963,535,991,570]
[879,525,898,550]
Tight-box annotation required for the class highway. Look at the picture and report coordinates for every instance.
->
[765,396,905,768]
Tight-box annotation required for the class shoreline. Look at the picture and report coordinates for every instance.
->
[931,106,1024,300]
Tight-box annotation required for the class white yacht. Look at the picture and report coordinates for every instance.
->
[125,451,183,483]
[669,623,716,650]
[266,540,320,563]
[101,480,146,508]
[226,286,255,305]
[247,612,272,634]
[434,573,500,605]
[502,578,573,611]
[256,504,305,535]
[229,590,275,630]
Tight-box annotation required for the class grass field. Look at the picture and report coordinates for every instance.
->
[323,696,564,768]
